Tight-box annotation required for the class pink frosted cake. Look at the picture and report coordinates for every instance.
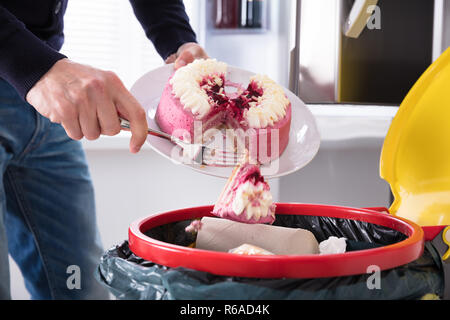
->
[155,59,291,163]
[212,161,276,224]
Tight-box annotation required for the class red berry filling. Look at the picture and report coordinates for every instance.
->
[200,74,228,107]
[199,76,264,123]
[245,170,265,184]
[237,164,266,185]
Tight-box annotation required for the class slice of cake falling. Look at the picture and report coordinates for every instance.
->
[212,160,276,224]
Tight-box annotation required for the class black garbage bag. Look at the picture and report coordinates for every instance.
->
[95,215,445,300]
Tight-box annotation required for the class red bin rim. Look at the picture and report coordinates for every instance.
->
[128,203,424,279]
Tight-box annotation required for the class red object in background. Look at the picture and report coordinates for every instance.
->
[214,0,239,29]
[129,203,425,279]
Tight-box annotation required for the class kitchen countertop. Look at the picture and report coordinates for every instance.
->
[82,104,399,151]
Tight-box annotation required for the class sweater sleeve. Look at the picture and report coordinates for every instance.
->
[0,5,67,99]
[129,0,198,60]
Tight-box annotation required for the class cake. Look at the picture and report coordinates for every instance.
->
[156,59,291,163]
[212,160,276,224]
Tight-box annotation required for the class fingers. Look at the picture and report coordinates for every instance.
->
[61,118,83,140]
[54,94,84,140]
[73,72,145,152]
[74,78,104,140]
[165,53,177,64]
[116,95,147,153]
[79,101,101,141]
[175,50,194,69]
[97,101,121,136]
[110,77,147,153]
[89,81,121,136]
[174,43,209,70]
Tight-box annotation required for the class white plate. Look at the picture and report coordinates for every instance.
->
[130,64,320,179]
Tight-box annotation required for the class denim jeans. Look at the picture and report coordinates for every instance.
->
[0,79,109,299]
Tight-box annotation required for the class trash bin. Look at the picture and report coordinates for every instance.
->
[95,47,450,301]
[95,204,447,300]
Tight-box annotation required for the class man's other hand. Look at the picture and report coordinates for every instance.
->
[26,59,148,153]
[165,42,209,69]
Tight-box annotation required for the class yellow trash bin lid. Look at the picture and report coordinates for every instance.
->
[380,47,450,226]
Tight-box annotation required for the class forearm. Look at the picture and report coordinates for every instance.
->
[129,0,197,60]
[0,5,66,100]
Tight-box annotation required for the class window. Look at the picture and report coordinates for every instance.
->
[61,0,200,89]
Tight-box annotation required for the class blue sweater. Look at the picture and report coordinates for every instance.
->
[0,0,197,99]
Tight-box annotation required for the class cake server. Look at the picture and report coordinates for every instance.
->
[119,117,245,167]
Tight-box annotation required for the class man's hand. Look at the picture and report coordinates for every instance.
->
[165,42,209,69]
[26,59,148,153]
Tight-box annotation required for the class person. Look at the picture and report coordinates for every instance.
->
[0,0,208,300]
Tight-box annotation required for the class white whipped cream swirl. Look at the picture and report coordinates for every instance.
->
[170,59,227,119]
[231,181,274,221]
[169,60,289,127]
[245,74,290,128]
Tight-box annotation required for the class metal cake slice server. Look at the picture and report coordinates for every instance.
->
[119,117,245,167]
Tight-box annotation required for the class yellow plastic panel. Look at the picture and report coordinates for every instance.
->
[380,47,450,226]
